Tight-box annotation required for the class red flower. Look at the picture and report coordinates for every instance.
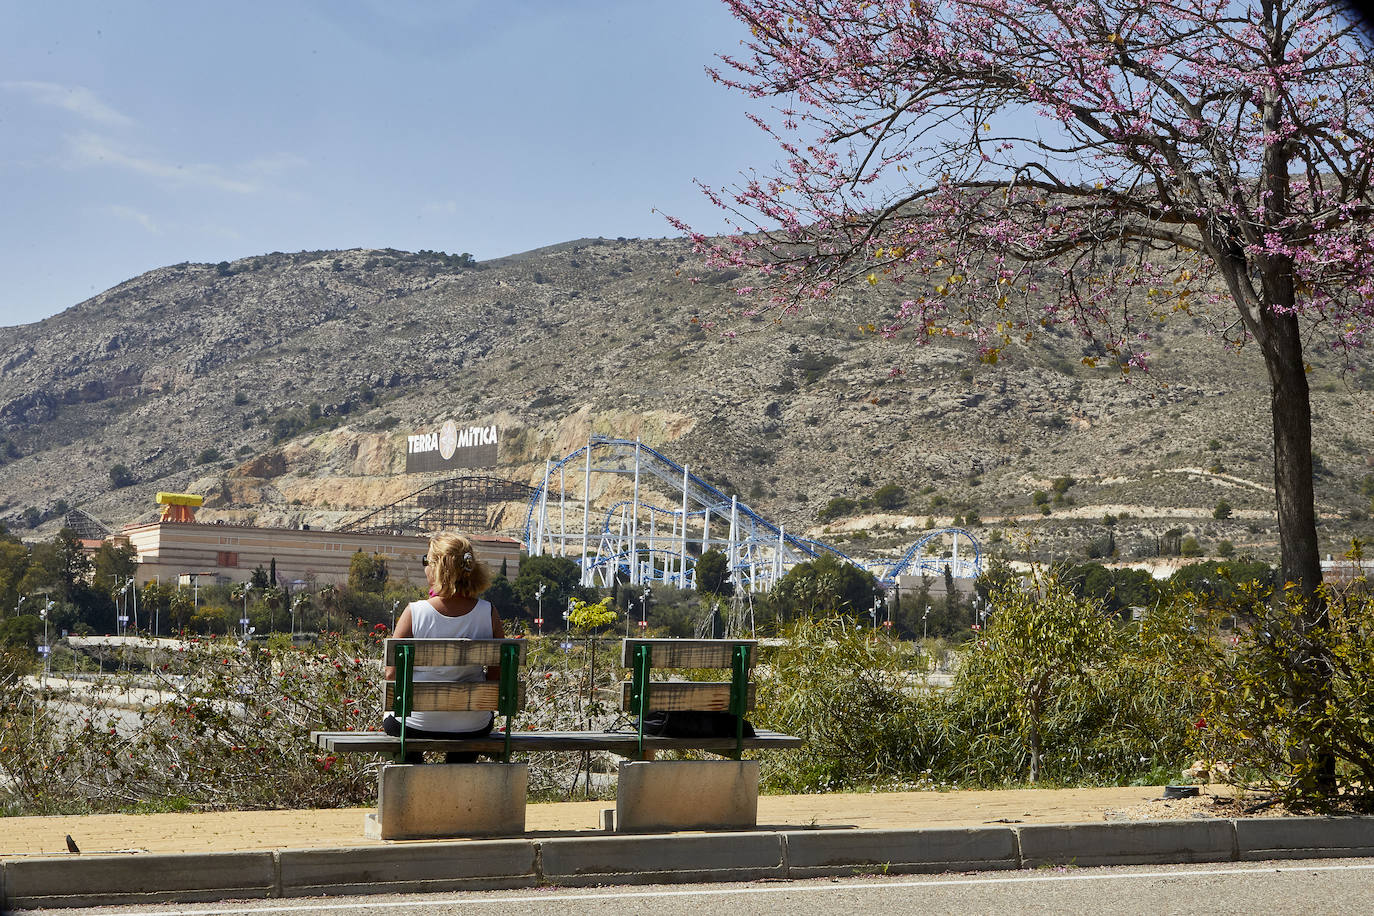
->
[1194,716,1208,730]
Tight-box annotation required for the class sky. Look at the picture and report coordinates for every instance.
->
[0,1,779,328]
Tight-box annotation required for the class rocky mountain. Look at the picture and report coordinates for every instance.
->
[1,238,1371,568]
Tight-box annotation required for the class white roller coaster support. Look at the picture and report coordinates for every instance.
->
[525,438,973,596]
[535,460,551,557]
[680,464,690,588]
[728,496,739,581]
[749,518,758,592]
[775,526,785,584]
[581,440,591,585]
[630,439,641,586]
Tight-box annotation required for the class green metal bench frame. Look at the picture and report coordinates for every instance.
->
[390,641,522,763]
[628,641,752,760]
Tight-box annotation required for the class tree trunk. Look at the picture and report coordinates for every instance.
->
[1259,306,1336,788]
[1027,689,1043,784]
[1257,309,1323,601]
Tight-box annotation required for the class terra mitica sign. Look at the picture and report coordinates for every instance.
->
[405,420,498,473]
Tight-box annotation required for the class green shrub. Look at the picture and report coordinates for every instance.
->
[108,463,135,489]
[953,571,1116,782]
[871,484,908,510]
[753,617,932,792]
[1193,586,1374,812]
[753,580,1199,792]
[817,496,858,522]
[0,632,384,814]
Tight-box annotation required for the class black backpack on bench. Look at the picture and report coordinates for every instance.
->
[638,710,756,739]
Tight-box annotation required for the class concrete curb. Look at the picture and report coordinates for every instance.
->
[278,840,540,898]
[1017,820,1235,868]
[1236,816,1374,861]
[540,832,786,886]
[784,827,1020,877]
[4,816,1373,910]
[1,851,276,909]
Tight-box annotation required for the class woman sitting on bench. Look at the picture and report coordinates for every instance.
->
[382,531,505,763]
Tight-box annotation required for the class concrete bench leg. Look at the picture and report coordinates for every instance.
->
[366,763,528,840]
[615,760,760,833]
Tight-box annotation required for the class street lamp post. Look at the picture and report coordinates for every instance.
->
[39,599,54,687]
[639,587,650,632]
[922,606,931,642]
[391,599,399,633]
[871,595,884,630]
[535,583,547,637]
[241,582,253,638]
[292,595,306,639]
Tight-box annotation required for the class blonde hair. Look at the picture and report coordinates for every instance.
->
[427,532,491,598]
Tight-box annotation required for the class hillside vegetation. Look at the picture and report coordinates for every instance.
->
[1,239,1371,567]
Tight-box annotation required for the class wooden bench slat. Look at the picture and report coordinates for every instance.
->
[620,681,755,712]
[620,639,757,669]
[311,729,802,756]
[384,638,527,668]
[383,682,526,712]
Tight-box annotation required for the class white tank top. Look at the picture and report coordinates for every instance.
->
[404,598,494,733]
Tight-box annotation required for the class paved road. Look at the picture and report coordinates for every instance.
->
[14,859,1374,916]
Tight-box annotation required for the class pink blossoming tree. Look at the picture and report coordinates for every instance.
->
[676,0,1374,598]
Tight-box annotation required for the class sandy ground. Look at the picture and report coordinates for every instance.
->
[2,786,1245,858]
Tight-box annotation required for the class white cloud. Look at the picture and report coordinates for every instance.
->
[105,204,159,234]
[423,200,458,215]
[69,132,263,194]
[3,80,132,126]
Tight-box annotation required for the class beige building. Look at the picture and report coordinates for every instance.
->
[120,521,522,589]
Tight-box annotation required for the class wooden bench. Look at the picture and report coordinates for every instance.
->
[321,637,530,839]
[613,637,780,832]
[622,637,758,756]
[380,636,525,762]
[310,636,801,836]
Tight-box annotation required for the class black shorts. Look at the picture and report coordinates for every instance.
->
[382,713,495,740]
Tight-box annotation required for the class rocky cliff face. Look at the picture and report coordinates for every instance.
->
[1,239,1370,565]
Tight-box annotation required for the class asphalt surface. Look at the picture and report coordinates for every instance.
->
[12,859,1374,916]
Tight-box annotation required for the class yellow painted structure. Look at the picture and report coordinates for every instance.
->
[157,492,204,523]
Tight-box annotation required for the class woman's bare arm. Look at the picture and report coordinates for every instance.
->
[487,605,505,680]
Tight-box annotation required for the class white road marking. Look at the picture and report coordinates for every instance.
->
[29,862,1374,916]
